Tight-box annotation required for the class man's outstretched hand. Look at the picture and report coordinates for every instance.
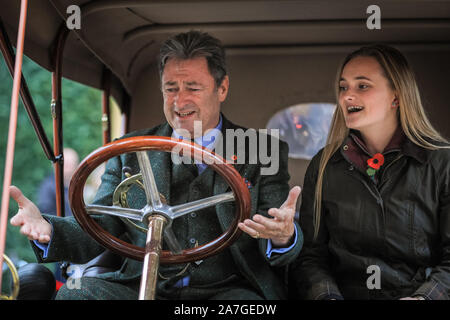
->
[9,186,52,243]
[238,186,301,247]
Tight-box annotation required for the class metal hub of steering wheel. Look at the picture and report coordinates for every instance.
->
[69,136,251,265]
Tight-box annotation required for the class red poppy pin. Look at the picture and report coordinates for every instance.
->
[366,153,385,177]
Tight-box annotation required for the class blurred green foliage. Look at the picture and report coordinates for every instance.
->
[1,54,103,284]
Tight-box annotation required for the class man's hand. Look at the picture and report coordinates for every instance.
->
[238,186,301,247]
[9,186,52,243]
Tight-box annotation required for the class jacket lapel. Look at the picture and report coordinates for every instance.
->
[213,115,248,229]
[213,115,245,196]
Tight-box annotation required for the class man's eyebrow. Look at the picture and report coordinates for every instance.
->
[185,81,203,86]
[163,81,177,86]
[163,81,204,86]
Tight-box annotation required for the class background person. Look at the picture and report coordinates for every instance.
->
[37,147,79,217]
[36,147,80,286]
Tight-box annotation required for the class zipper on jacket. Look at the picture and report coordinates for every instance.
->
[343,164,383,208]
[378,153,404,192]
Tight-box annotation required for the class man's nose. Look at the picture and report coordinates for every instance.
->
[174,89,190,108]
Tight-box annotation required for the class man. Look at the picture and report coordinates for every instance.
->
[9,31,302,299]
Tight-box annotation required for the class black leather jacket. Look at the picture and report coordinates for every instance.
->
[292,131,450,300]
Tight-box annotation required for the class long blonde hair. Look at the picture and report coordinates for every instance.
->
[313,44,449,240]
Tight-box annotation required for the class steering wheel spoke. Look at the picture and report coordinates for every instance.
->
[86,204,144,222]
[169,192,235,219]
[163,226,183,255]
[136,151,163,209]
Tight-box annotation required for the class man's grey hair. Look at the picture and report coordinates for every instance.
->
[158,30,227,87]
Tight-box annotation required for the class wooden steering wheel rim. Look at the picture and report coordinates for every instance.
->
[69,136,251,264]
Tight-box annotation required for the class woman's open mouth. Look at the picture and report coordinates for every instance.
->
[347,105,364,114]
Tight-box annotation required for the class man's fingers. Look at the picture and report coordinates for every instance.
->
[19,223,47,242]
[29,230,39,240]
[20,223,31,237]
[242,216,281,237]
[241,187,300,246]
[238,222,261,238]
[10,213,24,226]
[281,186,301,210]
[268,207,289,220]
[9,185,30,208]
[265,186,301,221]
[38,234,50,243]
[9,186,51,243]
[252,214,279,230]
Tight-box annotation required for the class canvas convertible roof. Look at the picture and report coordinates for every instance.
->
[1,0,450,109]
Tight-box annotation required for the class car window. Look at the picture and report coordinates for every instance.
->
[267,103,335,160]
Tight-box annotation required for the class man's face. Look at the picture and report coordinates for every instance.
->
[162,57,229,137]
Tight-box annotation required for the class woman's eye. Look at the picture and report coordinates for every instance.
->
[359,84,369,89]
[339,86,347,91]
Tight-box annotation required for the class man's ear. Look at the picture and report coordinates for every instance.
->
[218,75,229,102]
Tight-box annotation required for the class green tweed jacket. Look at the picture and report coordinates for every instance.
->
[33,115,302,299]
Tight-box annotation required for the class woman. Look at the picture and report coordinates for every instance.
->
[292,44,450,300]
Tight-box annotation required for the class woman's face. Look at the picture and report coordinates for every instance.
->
[338,56,398,133]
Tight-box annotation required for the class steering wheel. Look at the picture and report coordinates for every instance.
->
[69,136,251,264]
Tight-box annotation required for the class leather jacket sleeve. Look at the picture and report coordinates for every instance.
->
[290,151,344,300]
[413,150,450,300]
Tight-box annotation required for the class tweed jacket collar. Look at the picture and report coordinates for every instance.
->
[147,113,245,205]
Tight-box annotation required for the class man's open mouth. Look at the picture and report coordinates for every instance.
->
[175,110,195,117]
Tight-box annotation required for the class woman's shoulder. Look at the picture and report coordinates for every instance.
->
[415,140,450,179]
[402,135,450,168]
[306,145,339,176]
[428,145,450,165]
